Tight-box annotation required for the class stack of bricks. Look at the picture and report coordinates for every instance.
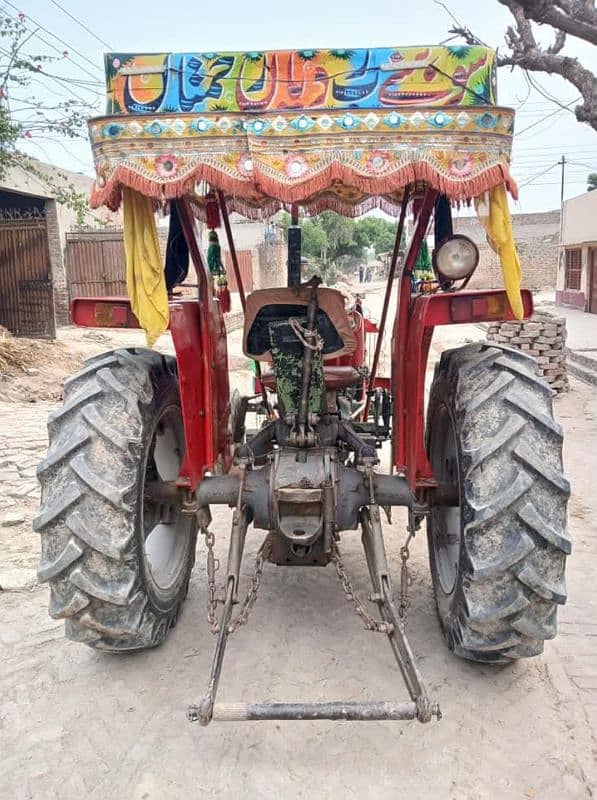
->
[486,312,569,393]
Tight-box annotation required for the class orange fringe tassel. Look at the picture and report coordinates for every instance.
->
[90,160,517,213]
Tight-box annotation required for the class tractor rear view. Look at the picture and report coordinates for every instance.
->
[36,45,569,725]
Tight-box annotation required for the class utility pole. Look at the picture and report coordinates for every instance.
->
[559,154,566,210]
[558,155,566,270]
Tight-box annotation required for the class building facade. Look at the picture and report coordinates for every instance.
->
[0,159,117,337]
[558,190,597,313]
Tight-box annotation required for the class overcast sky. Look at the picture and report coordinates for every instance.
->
[16,0,597,215]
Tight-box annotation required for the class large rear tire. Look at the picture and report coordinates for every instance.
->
[35,348,198,651]
[426,343,570,663]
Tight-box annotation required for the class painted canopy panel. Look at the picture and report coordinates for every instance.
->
[104,46,497,116]
[89,46,516,216]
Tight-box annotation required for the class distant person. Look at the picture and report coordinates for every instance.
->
[365,266,372,283]
[358,265,364,283]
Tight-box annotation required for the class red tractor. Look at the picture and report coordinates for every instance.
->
[36,45,569,725]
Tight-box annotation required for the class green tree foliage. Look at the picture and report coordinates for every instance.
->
[353,216,396,256]
[587,173,597,192]
[279,210,399,279]
[301,218,328,259]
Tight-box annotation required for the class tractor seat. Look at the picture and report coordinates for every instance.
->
[260,365,360,392]
[243,286,356,362]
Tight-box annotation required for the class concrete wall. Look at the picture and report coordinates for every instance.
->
[45,200,70,326]
[256,240,286,289]
[561,190,597,247]
[557,191,597,310]
[200,216,274,253]
[454,210,560,291]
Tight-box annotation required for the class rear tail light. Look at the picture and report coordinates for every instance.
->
[449,293,508,323]
[70,298,140,328]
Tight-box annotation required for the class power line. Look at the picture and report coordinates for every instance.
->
[0,4,102,82]
[46,0,112,50]
[515,165,595,174]
[32,134,93,169]
[567,160,596,171]
[513,143,597,152]
[511,100,577,108]
[515,97,581,138]
[517,162,559,189]
[29,73,82,102]
[523,71,576,115]
[515,155,597,162]
[525,180,588,186]
[515,162,597,173]
[35,69,102,90]
[0,44,96,103]
[1,0,105,76]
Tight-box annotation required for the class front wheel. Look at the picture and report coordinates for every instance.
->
[426,343,570,663]
[35,348,198,651]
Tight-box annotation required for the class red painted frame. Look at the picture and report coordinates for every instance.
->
[390,188,533,491]
[172,199,231,488]
[70,186,532,499]
[71,201,232,491]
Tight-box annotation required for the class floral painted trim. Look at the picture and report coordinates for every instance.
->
[89,105,517,213]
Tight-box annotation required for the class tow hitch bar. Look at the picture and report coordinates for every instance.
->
[187,494,441,724]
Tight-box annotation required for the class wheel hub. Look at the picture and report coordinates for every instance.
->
[429,403,461,597]
[142,407,194,594]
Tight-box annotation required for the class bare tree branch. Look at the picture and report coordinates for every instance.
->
[547,28,567,52]
[448,25,487,46]
[497,0,597,131]
[498,0,597,46]
[439,0,597,131]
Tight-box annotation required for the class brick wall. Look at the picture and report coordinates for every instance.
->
[45,199,69,327]
[454,210,560,291]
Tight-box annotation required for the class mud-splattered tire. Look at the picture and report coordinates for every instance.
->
[426,342,570,663]
[35,348,198,651]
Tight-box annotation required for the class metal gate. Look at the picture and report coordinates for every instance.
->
[0,208,55,338]
[65,230,254,297]
[66,229,127,298]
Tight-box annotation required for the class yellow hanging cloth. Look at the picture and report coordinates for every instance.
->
[475,184,524,320]
[122,187,169,347]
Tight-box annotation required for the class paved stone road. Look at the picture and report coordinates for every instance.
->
[0,401,50,513]
[0,401,55,591]
[1,336,596,798]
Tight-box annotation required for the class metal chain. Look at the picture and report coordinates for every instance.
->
[203,527,220,634]
[399,532,414,620]
[202,527,272,635]
[227,535,272,633]
[331,543,392,634]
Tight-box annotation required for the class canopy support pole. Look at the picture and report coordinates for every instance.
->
[362,185,412,421]
[217,190,246,312]
[216,191,273,420]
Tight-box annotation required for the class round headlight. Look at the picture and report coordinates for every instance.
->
[433,235,479,281]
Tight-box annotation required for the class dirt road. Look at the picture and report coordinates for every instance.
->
[1,322,596,799]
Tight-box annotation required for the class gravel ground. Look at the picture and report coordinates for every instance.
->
[0,318,595,799]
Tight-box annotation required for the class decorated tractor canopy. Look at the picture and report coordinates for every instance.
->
[86,44,522,344]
